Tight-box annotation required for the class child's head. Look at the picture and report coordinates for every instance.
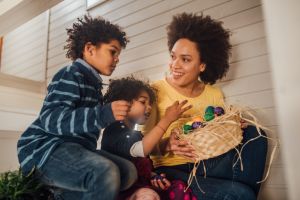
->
[167,13,231,85]
[65,15,129,76]
[103,77,156,125]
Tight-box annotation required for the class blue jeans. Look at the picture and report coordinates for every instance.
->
[156,126,268,200]
[35,142,137,200]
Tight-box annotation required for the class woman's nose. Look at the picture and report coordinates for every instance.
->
[170,58,180,69]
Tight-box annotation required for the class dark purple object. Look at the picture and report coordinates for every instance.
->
[192,121,203,129]
[214,107,225,116]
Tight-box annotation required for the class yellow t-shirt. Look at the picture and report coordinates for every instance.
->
[143,79,224,168]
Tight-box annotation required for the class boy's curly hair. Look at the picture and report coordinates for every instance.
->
[167,13,232,84]
[103,77,156,105]
[65,15,129,60]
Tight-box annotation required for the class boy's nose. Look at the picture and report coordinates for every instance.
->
[114,57,119,64]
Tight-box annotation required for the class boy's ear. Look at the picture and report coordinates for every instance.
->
[84,42,95,56]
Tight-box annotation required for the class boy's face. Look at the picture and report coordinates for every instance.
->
[127,90,152,125]
[84,40,121,76]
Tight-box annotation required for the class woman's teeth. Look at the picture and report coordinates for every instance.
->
[173,71,183,76]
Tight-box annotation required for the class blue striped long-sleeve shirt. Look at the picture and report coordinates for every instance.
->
[17,58,115,175]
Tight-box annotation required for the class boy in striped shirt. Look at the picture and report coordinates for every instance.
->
[17,15,136,200]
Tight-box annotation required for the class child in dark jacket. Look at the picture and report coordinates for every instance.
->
[102,77,197,200]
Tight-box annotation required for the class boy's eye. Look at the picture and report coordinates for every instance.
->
[110,50,116,55]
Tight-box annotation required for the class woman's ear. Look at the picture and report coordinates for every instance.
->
[199,63,206,72]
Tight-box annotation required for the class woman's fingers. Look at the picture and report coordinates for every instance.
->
[173,150,198,161]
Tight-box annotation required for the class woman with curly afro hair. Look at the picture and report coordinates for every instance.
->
[144,13,268,200]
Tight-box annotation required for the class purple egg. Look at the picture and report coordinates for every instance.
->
[214,107,225,116]
[192,121,202,129]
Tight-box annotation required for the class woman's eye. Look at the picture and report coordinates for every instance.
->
[183,58,191,63]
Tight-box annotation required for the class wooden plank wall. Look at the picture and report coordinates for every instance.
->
[0,12,48,82]
[0,85,44,172]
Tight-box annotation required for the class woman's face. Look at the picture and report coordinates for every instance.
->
[168,38,205,87]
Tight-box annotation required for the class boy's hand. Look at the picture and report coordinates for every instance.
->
[164,100,192,123]
[150,173,171,190]
[111,100,131,121]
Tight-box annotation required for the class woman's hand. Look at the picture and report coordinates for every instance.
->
[150,173,171,190]
[165,129,197,161]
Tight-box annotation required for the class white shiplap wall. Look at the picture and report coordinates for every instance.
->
[0,84,44,172]
[46,0,286,199]
[0,11,48,82]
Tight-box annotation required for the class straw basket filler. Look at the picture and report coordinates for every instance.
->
[175,105,276,191]
[176,105,244,162]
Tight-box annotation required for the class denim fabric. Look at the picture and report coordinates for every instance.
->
[36,142,137,200]
[156,126,268,200]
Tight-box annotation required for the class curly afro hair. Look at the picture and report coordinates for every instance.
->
[103,77,156,105]
[65,15,129,60]
[167,13,232,84]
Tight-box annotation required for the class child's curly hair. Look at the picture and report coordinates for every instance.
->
[167,13,232,84]
[103,77,156,105]
[65,15,129,60]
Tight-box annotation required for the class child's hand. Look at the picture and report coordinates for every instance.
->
[150,173,171,190]
[111,100,131,121]
[164,100,192,123]
[240,119,248,129]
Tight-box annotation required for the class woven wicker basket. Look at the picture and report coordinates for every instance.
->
[176,106,243,161]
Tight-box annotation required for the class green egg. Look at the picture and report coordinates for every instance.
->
[204,113,215,121]
[205,106,215,115]
[183,124,192,134]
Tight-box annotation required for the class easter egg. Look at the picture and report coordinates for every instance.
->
[205,106,215,115]
[185,121,193,126]
[183,124,192,134]
[214,107,225,116]
[152,174,163,181]
[192,121,202,129]
[192,116,203,122]
[204,113,215,121]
